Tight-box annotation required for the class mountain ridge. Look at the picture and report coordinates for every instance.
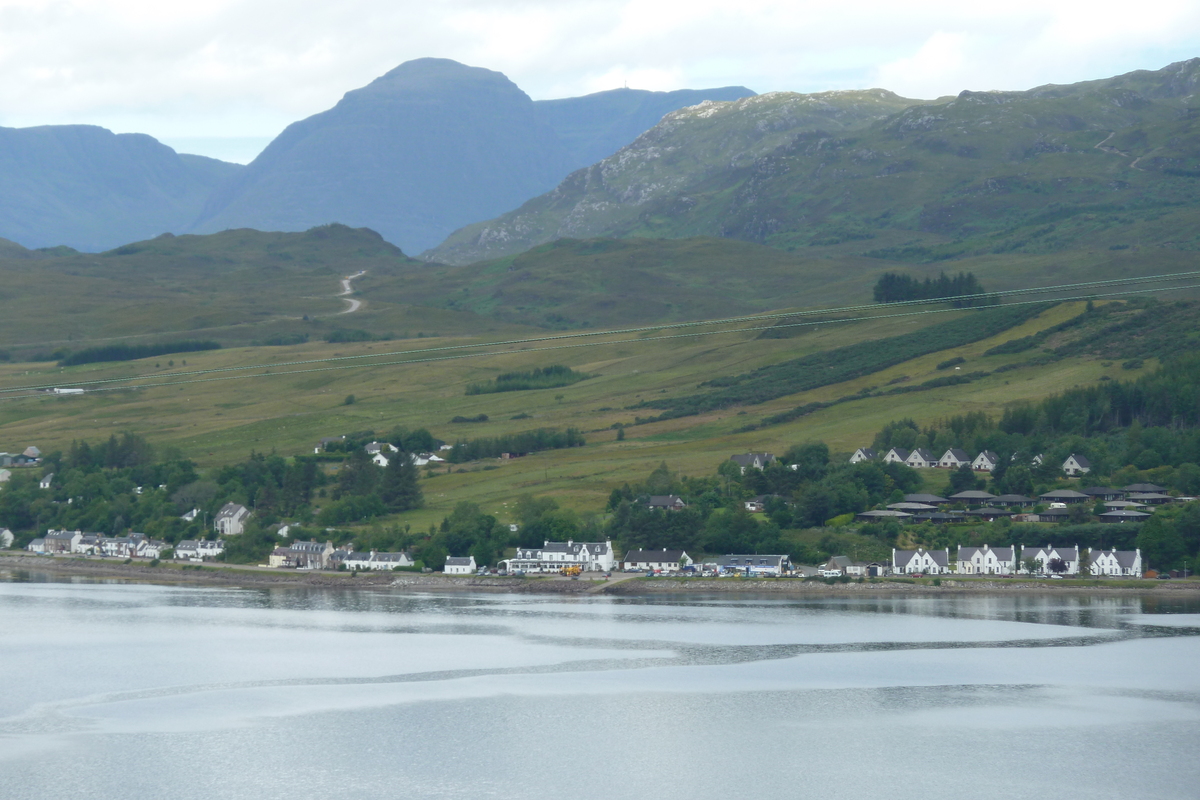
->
[425,57,1200,265]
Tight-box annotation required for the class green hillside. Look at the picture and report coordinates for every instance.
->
[427,58,1200,265]
[0,295,1179,534]
[0,225,527,358]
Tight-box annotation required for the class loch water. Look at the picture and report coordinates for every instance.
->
[1,573,1199,800]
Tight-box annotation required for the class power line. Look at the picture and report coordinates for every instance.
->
[3,270,1195,397]
[3,280,1195,402]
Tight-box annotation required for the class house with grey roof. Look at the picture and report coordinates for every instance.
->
[948,490,997,504]
[729,452,775,474]
[893,547,950,575]
[849,447,877,464]
[883,447,911,465]
[937,449,971,469]
[1039,489,1090,504]
[956,544,1016,575]
[44,529,82,554]
[38,473,53,490]
[972,451,1000,472]
[214,503,251,536]
[622,549,693,572]
[905,448,936,469]
[1100,509,1151,523]
[1062,454,1091,476]
[1089,548,1142,577]
[1019,545,1080,575]
[26,538,45,553]
[444,555,476,575]
[646,495,686,511]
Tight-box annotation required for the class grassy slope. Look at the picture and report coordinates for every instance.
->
[0,225,532,355]
[0,299,1148,531]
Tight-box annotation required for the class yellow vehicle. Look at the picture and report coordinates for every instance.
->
[559,565,582,577]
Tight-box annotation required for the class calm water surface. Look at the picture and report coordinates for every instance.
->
[1,573,1198,799]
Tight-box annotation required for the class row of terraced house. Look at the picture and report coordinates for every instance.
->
[851,447,1092,476]
[892,544,1143,576]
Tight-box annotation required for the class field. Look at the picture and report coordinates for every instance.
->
[0,295,1151,530]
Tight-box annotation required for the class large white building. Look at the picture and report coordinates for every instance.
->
[503,540,616,573]
[622,549,693,572]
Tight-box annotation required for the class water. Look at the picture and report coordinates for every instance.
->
[1,573,1199,800]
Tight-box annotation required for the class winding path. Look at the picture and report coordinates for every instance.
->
[338,271,366,314]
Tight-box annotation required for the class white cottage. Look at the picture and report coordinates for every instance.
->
[1062,454,1092,476]
[444,555,477,575]
[849,448,877,464]
[905,449,936,469]
[972,451,1000,472]
[956,544,1016,575]
[1019,544,1080,575]
[938,449,971,469]
[883,448,911,465]
[1088,548,1142,577]
[892,547,951,575]
[622,549,693,572]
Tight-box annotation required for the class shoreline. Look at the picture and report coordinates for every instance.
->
[3,554,1199,597]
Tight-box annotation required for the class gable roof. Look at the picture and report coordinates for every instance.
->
[949,490,997,500]
[904,493,948,504]
[1065,454,1091,467]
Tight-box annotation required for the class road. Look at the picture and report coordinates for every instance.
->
[339,270,366,313]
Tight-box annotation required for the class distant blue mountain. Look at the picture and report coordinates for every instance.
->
[0,59,752,253]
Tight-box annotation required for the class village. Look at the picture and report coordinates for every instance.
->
[9,439,1196,581]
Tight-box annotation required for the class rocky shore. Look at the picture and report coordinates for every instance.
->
[3,553,1198,597]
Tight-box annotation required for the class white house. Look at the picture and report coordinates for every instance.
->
[214,503,251,536]
[26,538,45,553]
[1088,548,1143,577]
[0,469,11,483]
[905,449,936,469]
[849,447,877,464]
[938,449,971,469]
[622,549,693,572]
[956,544,1016,575]
[1019,544,1080,575]
[729,452,775,474]
[0,528,12,548]
[38,473,53,489]
[972,451,1000,472]
[883,447,911,465]
[505,540,616,573]
[646,495,687,511]
[1062,454,1092,476]
[444,555,477,575]
[372,453,390,467]
[345,550,415,571]
[892,548,950,575]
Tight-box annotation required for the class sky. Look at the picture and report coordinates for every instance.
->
[1,0,1198,163]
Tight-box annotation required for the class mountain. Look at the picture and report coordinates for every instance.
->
[0,125,242,251]
[192,59,753,254]
[534,85,755,171]
[426,58,1200,265]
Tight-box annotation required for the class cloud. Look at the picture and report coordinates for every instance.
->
[0,0,1196,160]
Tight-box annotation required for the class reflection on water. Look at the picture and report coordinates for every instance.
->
[0,574,1198,800]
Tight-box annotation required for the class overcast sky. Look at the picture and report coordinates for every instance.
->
[1,0,1197,163]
